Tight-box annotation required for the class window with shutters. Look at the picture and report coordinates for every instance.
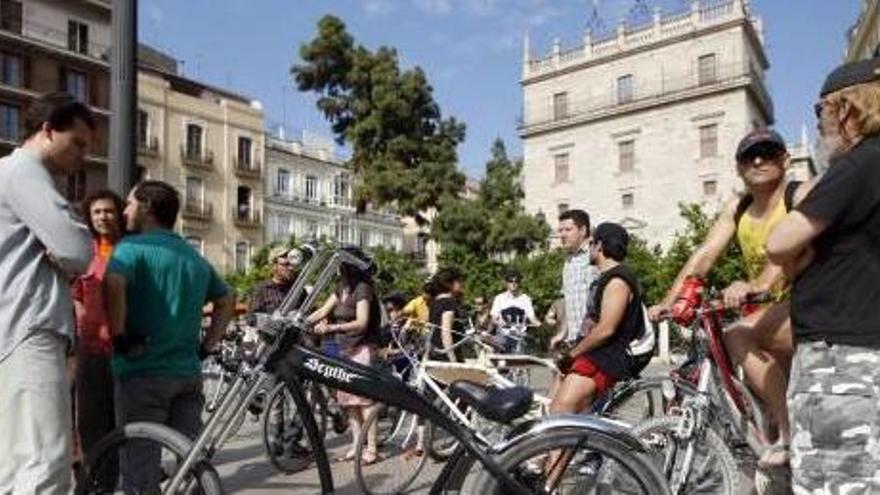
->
[65,69,88,103]
[0,1,22,34]
[0,52,21,87]
[703,180,718,196]
[0,102,18,141]
[185,124,203,159]
[617,74,634,104]
[552,92,568,120]
[276,169,290,196]
[698,54,717,86]
[618,140,635,172]
[699,124,718,158]
[622,193,634,209]
[68,20,89,55]
[554,153,569,183]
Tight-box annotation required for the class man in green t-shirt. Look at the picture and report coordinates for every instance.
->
[105,180,234,492]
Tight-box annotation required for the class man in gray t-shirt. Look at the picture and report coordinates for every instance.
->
[0,93,94,493]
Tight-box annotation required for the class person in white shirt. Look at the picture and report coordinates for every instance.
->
[491,271,540,327]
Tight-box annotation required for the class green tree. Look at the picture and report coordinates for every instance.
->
[293,16,466,217]
[432,139,549,257]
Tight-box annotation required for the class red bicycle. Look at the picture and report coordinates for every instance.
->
[632,277,782,494]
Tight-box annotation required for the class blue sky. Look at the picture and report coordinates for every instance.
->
[138,0,862,178]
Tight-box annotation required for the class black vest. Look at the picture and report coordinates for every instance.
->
[585,265,646,379]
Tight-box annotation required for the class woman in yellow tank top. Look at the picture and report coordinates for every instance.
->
[736,198,790,303]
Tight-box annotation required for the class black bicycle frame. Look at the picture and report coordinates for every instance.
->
[273,338,531,495]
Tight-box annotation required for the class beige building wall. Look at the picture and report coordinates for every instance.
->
[846,0,880,62]
[137,69,265,274]
[264,133,403,250]
[521,0,772,246]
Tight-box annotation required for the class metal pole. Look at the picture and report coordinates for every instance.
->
[109,0,137,195]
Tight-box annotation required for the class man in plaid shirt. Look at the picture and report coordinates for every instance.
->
[550,209,597,350]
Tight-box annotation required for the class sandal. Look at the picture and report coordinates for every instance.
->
[335,450,356,463]
[757,442,790,468]
[361,451,380,465]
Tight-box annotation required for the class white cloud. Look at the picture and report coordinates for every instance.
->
[363,0,395,16]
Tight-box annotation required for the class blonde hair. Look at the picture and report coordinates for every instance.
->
[829,81,880,137]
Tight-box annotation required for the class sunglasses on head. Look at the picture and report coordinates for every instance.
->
[738,143,784,165]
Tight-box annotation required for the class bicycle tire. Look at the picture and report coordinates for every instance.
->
[633,415,740,495]
[354,405,432,495]
[262,382,322,474]
[75,422,222,495]
[468,426,670,495]
[599,376,698,425]
[376,405,405,447]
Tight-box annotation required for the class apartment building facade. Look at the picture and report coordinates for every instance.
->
[520,0,773,245]
[0,0,111,200]
[137,66,265,273]
[264,132,403,251]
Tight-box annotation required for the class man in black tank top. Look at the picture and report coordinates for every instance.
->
[549,223,645,414]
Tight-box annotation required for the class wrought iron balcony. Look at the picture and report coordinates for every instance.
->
[233,207,262,228]
[180,146,214,170]
[233,157,262,179]
[182,201,213,221]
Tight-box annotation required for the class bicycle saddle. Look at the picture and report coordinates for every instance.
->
[448,380,533,424]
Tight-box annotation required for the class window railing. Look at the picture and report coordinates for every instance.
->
[182,201,212,221]
[180,145,213,169]
[234,156,262,177]
[233,207,262,227]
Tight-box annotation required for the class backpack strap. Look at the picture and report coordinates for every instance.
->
[733,193,753,227]
[784,180,802,211]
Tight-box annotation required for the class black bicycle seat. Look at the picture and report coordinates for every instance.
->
[448,380,533,424]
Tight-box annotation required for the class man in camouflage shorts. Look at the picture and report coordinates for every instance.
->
[787,343,880,492]
[768,58,880,492]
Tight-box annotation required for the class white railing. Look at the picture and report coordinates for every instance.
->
[525,1,744,78]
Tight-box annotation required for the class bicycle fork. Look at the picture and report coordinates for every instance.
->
[671,359,712,495]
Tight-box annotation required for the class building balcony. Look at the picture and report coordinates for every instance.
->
[0,16,111,67]
[180,146,214,170]
[233,157,262,179]
[520,61,773,137]
[233,207,262,228]
[137,136,160,158]
[182,201,213,222]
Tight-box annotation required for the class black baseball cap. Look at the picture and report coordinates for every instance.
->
[821,58,880,97]
[735,128,787,163]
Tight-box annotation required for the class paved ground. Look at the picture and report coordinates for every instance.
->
[210,360,784,494]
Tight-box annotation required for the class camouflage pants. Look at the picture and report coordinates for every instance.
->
[788,341,880,494]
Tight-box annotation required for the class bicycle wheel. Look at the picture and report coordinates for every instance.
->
[354,406,432,495]
[76,422,222,495]
[428,396,472,461]
[633,415,740,494]
[599,376,697,426]
[375,405,405,447]
[262,382,322,474]
[469,427,669,494]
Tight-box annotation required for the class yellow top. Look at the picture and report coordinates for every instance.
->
[736,196,789,301]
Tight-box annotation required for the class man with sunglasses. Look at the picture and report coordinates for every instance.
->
[248,246,301,314]
[648,128,809,470]
[767,58,880,493]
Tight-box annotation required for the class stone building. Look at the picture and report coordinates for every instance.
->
[846,0,880,62]
[263,131,403,251]
[520,0,773,245]
[0,0,112,200]
[137,63,265,273]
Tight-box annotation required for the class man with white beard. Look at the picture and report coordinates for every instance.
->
[768,58,880,493]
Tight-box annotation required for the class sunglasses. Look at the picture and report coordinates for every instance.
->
[737,143,785,166]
